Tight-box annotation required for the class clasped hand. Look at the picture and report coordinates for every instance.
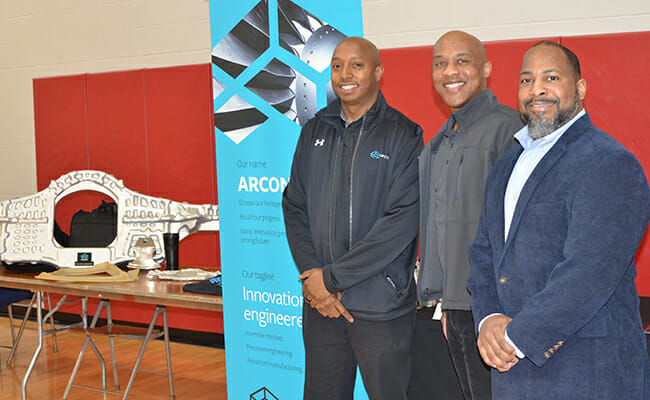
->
[477,314,518,372]
[299,268,354,323]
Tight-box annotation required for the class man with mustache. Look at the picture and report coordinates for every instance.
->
[416,30,522,400]
[283,37,423,399]
[468,41,650,398]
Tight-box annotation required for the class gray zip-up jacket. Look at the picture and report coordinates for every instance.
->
[282,92,423,321]
[417,89,522,309]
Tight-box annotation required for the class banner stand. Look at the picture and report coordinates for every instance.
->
[209,1,364,398]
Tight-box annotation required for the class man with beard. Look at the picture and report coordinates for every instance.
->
[283,37,423,400]
[467,41,650,399]
[415,30,522,400]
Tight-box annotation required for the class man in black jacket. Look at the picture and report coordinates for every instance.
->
[282,37,424,400]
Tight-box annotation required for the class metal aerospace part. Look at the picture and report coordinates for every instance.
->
[0,170,219,268]
[127,237,161,270]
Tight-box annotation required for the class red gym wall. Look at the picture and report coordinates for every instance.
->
[33,64,223,333]
[33,32,650,334]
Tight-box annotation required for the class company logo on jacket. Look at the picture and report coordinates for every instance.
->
[370,150,390,160]
[314,138,325,147]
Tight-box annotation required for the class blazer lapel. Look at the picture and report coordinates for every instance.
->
[505,141,567,249]
[499,114,591,263]
[492,148,521,257]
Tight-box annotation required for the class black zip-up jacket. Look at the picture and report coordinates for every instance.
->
[282,92,424,321]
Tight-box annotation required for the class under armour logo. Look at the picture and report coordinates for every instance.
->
[314,139,325,147]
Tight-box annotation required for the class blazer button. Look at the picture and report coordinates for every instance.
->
[499,276,507,284]
[544,351,551,359]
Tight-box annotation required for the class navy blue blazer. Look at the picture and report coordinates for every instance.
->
[468,113,650,399]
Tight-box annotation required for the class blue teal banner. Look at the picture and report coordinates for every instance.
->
[209,1,363,398]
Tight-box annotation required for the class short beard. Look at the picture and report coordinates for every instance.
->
[523,92,580,140]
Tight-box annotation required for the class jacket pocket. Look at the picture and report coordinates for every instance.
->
[449,147,491,220]
[455,149,466,200]
[526,202,560,216]
[385,275,403,297]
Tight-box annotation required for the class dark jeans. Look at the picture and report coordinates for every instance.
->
[408,307,463,400]
[302,304,415,400]
[445,310,491,400]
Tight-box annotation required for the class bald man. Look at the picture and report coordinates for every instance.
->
[416,31,523,400]
[283,37,423,399]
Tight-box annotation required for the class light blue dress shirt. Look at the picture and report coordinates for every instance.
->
[504,109,586,240]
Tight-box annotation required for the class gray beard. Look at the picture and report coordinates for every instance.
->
[524,94,580,140]
[527,117,560,140]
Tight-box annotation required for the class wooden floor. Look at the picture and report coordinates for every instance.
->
[0,316,227,399]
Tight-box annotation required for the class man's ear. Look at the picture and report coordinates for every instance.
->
[576,78,587,101]
[482,60,492,79]
[375,64,385,82]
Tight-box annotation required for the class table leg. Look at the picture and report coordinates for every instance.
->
[162,307,175,400]
[121,305,174,400]
[6,294,37,365]
[18,293,84,400]
[105,301,120,390]
[46,293,58,353]
[21,291,42,400]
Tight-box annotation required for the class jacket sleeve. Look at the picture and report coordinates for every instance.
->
[282,125,319,274]
[321,125,424,293]
[505,150,650,367]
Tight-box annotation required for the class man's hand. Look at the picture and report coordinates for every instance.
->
[311,292,354,323]
[477,314,518,372]
[300,269,354,323]
[441,310,447,339]
[299,268,331,302]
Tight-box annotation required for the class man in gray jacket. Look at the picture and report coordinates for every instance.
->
[416,31,523,400]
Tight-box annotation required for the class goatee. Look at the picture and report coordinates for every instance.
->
[523,92,580,140]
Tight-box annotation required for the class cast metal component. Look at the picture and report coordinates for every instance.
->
[127,237,161,270]
[0,170,219,268]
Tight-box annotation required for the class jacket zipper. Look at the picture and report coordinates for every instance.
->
[348,115,367,249]
[328,136,343,263]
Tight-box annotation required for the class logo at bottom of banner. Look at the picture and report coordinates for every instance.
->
[251,386,279,400]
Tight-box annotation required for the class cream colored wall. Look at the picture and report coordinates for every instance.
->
[362,0,650,48]
[0,0,647,200]
[0,0,211,201]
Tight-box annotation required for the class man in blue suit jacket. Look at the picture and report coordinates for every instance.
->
[467,41,650,399]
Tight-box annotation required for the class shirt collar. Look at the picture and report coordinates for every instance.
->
[515,109,586,150]
[449,89,496,129]
[338,93,381,128]
[340,108,350,127]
